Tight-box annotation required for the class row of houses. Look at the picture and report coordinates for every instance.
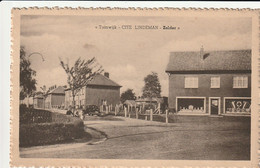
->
[33,47,251,116]
[33,73,122,109]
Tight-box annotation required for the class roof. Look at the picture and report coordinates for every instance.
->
[124,100,137,106]
[166,49,251,73]
[87,74,121,87]
[64,74,121,91]
[48,86,65,95]
[33,94,44,99]
[136,97,163,103]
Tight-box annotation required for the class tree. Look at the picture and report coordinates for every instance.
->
[120,89,136,103]
[60,57,103,114]
[142,72,161,98]
[20,46,37,107]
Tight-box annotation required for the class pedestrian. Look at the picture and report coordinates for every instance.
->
[66,106,73,115]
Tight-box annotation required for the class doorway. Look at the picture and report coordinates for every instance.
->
[209,97,220,115]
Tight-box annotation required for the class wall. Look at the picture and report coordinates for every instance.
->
[168,73,251,113]
[64,90,71,108]
[51,94,65,108]
[65,88,86,109]
[33,98,44,108]
[45,95,51,109]
[75,87,86,107]
[85,85,120,107]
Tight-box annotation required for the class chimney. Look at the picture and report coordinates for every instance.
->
[200,45,204,59]
[104,72,109,78]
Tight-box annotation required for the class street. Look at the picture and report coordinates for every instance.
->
[20,115,250,160]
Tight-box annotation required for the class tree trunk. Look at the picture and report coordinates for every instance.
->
[72,90,76,116]
[26,95,29,108]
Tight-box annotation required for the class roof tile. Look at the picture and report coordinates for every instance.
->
[166,49,251,72]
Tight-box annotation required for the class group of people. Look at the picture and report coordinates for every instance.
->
[66,105,84,120]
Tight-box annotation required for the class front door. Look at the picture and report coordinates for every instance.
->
[210,99,219,115]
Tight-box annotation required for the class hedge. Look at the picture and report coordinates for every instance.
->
[19,107,85,147]
[20,105,52,124]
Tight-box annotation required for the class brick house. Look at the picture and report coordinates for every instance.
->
[44,86,65,109]
[65,73,121,109]
[165,48,251,115]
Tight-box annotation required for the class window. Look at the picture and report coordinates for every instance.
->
[233,76,248,88]
[185,77,198,88]
[211,76,220,88]
[81,88,84,95]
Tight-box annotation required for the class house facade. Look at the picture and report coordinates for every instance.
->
[65,73,121,109]
[165,49,251,115]
[45,86,65,109]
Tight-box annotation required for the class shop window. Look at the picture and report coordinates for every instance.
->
[225,98,251,113]
[185,77,198,88]
[233,76,248,88]
[177,98,204,112]
[211,76,220,88]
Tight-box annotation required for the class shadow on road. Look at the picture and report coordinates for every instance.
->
[108,127,250,140]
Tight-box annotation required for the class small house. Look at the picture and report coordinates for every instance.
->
[65,73,121,109]
[44,86,65,109]
[33,92,44,109]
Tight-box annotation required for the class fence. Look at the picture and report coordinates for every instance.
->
[107,104,171,123]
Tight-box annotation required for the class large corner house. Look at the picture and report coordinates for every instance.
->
[65,72,121,109]
[165,48,251,116]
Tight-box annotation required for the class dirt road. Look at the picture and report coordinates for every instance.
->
[20,115,250,160]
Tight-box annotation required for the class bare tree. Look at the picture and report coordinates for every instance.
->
[60,57,103,114]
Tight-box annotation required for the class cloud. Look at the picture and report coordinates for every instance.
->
[119,79,144,97]
[107,64,138,79]
[83,43,97,50]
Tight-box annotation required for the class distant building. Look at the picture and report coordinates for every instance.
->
[124,100,137,107]
[135,97,162,105]
[65,73,121,109]
[44,86,65,109]
[33,92,44,109]
[165,48,251,115]
[135,97,168,112]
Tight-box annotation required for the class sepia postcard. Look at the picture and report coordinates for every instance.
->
[11,8,259,167]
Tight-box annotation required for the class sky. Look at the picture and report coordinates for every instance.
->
[20,15,251,97]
